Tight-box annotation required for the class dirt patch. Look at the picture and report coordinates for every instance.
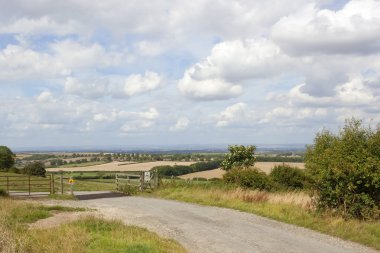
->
[29,211,95,229]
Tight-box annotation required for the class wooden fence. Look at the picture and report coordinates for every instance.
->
[116,170,159,191]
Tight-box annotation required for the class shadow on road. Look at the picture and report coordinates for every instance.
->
[76,192,126,200]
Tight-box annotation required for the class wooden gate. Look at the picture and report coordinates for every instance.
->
[116,170,159,191]
[0,175,52,196]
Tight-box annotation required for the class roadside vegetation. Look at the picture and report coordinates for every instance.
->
[146,118,380,250]
[149,179,380,250]
[0,197,187,253]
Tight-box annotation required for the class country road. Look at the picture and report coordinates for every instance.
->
[43,192,378,253]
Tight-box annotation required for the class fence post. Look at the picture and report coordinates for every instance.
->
[51,174,55,194]
[115,173,118,191]
[140,171,144,191]
[28,176,31,196]
[6,176,9,193]
[155,169,159,188]
[60,173,64,195]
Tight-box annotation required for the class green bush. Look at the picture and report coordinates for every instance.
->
[306,119,380,219]
[0,188,8,197]
[23,161,46,177]
[192,177,207,181]
[223,168,272,190]
[120,184,138,195]
[270,164,306,190]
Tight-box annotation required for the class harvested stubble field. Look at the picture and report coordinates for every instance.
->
[47,161,196,172]
[179,162,305,180]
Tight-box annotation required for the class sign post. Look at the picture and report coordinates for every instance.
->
[69,177,75,195]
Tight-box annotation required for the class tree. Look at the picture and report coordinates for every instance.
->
[306,118,380,219]
[221,145,256,170]
[0,146,15,170]
[23,161,46,177]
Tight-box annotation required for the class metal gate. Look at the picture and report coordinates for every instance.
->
[0,175,52,196]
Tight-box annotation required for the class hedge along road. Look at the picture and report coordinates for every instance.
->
[44,192,378,253]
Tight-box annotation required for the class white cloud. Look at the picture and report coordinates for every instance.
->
[0,95,161,136]
[50,40,125,69]
[2,0,380,146]
[189,39,288,82]
[121,120,155,133]
[335,76,375,104]
[271,75,378,108]
[0,44,70,80]
[136,41,164,56]
[36,91,55,103]
[137,107,159,120]
[216,102,248,127]
[178,71,242,101]
[64,72,162,99]
[170,117,190,131]
[261,73,380,128]
[0,40,128,81]
[178,38,289,101]
[64,77,109,99]
[0,16,85,36]
[272,0,380,55]
[121,71,162,96]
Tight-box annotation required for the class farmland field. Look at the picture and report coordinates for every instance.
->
[47,161,196,172]
[179,162,305,179]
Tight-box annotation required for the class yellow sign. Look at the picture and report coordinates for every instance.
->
[69,178,75,184]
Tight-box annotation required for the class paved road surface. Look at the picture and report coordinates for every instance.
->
[44,191,378,253]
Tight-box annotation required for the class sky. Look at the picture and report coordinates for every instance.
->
[1,0,380,149]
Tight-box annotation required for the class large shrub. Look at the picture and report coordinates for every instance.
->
[306,119,380,219]
[23,162,46,177]
[270,164,306,190]
[223,168,272,190]
[0,146,14,170]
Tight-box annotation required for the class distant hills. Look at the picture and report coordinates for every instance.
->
[12,143,307,153]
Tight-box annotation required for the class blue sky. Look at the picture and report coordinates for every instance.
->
[1,0,380,149]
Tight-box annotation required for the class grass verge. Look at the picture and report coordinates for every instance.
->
[0,197,187,253]
[145,181,380,250]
